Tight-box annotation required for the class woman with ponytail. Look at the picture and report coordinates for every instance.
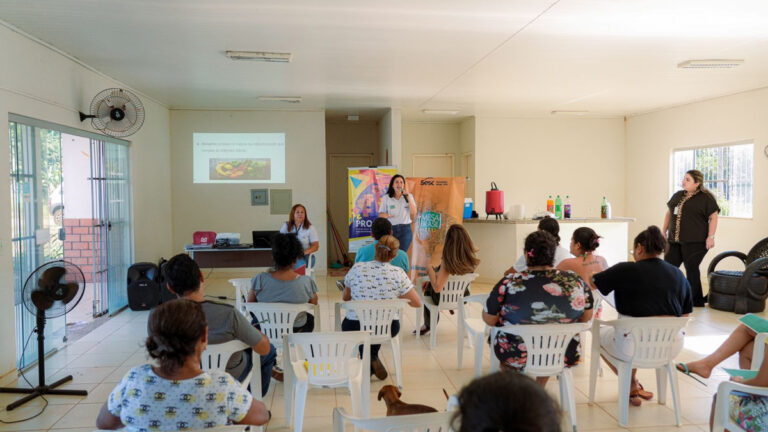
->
[593,226,693,407]
[663,169,720,307]
[342,235,422,380]
[557,227,608,291]
[97,300,270,430]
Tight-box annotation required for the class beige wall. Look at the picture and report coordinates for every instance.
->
[626,88,768,272]
[326,120,380,159]
[401,122,461,177]
[459,117,476,201]
[169,110,327,272]
[0,23,172,375]
[378,108,402,168]
[474,117,626,222]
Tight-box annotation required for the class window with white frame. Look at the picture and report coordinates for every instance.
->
[672,142,754,218]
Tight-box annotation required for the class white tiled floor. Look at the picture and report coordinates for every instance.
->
[0,271,755,431]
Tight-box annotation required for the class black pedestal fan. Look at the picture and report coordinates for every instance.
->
[0,261,88,410]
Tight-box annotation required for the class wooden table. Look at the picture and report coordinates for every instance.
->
[184,246,274,269]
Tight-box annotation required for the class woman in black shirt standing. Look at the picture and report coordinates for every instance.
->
[662,169,720,307]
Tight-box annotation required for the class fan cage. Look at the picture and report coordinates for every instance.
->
[88,88,145,137]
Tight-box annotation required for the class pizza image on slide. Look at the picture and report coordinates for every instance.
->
[209,158,271,180]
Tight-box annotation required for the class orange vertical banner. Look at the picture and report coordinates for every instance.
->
[406,177,466,279]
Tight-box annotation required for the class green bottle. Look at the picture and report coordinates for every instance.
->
[601,196,608,219]
[554,195,562,219]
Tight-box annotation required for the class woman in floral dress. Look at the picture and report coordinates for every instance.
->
[483,230,593,386]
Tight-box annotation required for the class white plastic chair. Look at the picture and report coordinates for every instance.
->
[201,339,261,400]
[334,299,408,388]
[244,301,319,367]
[305,252,318,280]
[415,273,479,349]
[712,379,768,432]
[332,407,455,432]
[229,278,251,318]
[95,427,249,432]
[489,322,591,432]
[457,294,491,377]
[588,317,690,427]
[284,331,371,432]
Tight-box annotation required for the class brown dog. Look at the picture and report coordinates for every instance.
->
[377,385,439,416]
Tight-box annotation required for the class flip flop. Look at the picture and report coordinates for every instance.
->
[635,383,654,400]
[676,362,707,386]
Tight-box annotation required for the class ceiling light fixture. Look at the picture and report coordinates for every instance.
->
[551,110,589,116]
[347,115,360,121]
[258,96,302,103]
[225,50,292,62]
[677,59,744,69]
[422,109,459,115]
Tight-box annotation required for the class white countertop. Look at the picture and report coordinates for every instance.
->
[463,217,635,224]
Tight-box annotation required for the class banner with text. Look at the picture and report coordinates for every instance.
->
[348,167,397,252]
[407,177,466,279]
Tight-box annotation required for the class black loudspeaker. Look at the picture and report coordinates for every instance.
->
[156,257,176,304]
[127,262,160,311]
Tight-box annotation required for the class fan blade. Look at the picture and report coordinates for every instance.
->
[38,266,66,291]
[104,97,115,108]
[61,283,79,304]
[31,290,54,311]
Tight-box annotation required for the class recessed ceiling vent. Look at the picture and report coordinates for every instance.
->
[677,59,744,69]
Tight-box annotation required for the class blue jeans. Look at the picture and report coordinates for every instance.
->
[391,224,413,252]
[238,344,277,397]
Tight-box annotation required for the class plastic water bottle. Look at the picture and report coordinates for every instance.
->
[554,195,563,219]
[546,195,554,213]
[601,196,608,219]
[564,195,572,219]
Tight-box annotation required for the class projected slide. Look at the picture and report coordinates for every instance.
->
[193,133,285,183]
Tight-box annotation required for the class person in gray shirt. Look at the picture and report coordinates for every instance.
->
[248,233,318,333]
[164,254,277,397]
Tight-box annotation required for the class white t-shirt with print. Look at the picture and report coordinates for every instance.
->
[343,261,413,320]
[280,222,319,250]
[108,364,253,431]
[378,194,413,225]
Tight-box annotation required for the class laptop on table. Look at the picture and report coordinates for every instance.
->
[252,230,279,249]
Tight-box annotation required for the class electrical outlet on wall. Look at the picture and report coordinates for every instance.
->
[251,189,268,206]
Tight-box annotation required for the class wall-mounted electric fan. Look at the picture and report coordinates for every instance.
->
[79,88,145,137]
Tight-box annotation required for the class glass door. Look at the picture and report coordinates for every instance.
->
[9,122,66,368]
[104,141,132,314]
[89,139,132,315]
[9,115,134,368]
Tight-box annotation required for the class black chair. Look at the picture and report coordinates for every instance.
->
[708,237,768,314]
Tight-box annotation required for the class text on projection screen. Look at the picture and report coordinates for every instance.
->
[193,133,286,184]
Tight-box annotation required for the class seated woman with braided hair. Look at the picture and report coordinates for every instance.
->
[96,299,270,431]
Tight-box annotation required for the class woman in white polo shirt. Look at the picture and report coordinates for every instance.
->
[378,174,417,252]
[279,204,319,272]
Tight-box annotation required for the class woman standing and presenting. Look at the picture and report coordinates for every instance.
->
[280,204,319,272]
[663,169,720,307]
[378,174,417,252]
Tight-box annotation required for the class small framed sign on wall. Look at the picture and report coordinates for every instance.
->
[270,189,292,214]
